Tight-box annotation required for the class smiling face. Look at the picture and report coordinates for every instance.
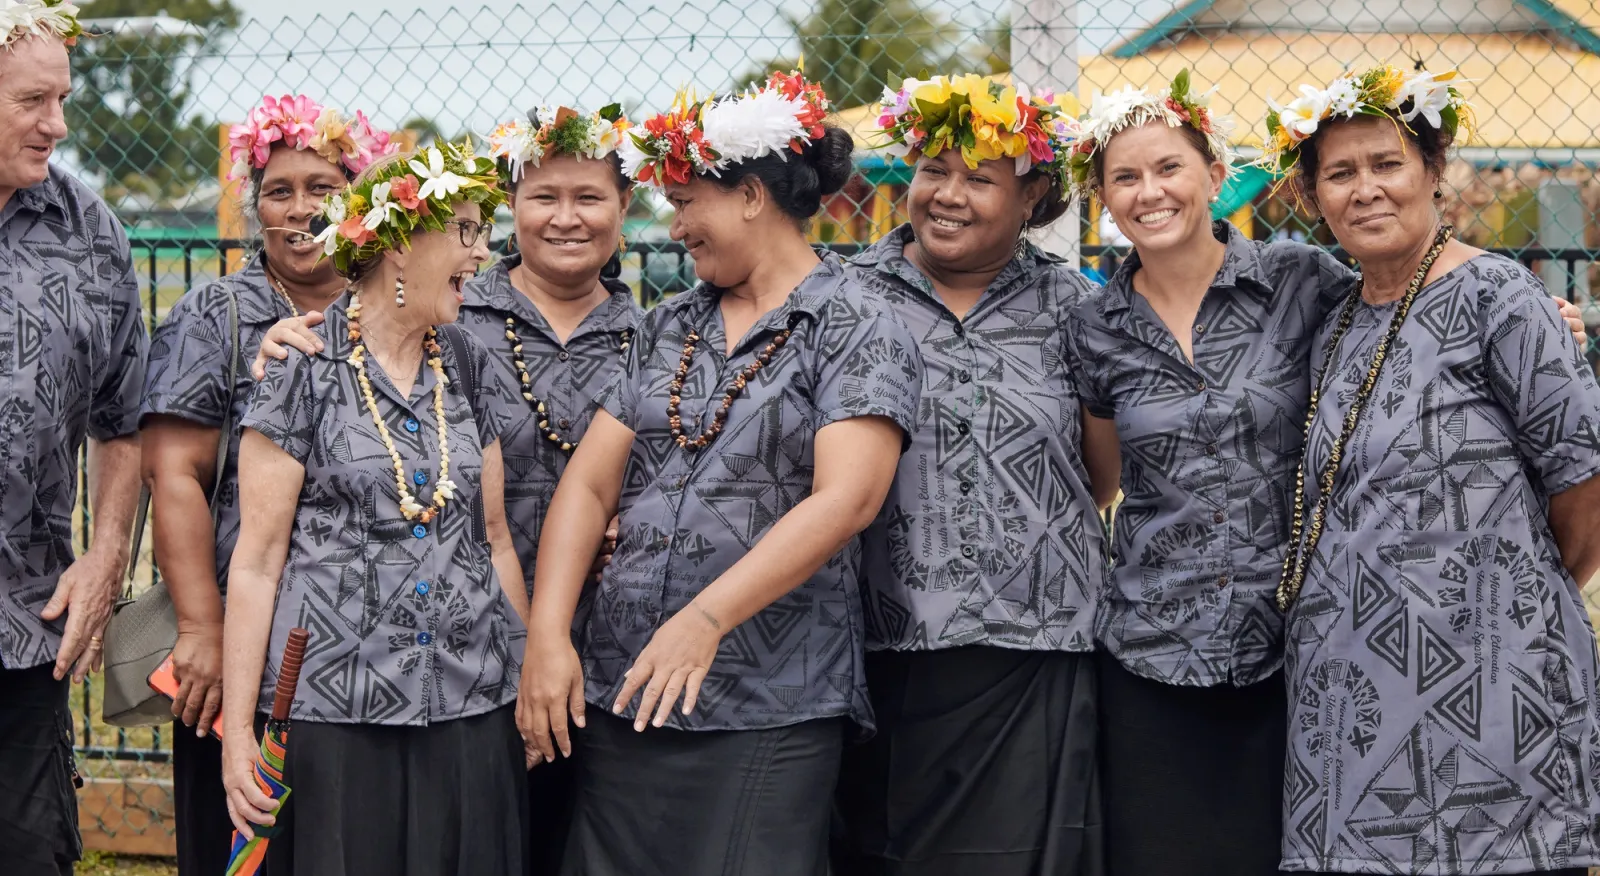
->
[388,200,491,324]
[256,146,347,285]
[1309,116,1440,266]
[0,36,70,203]
[511,154,628,295]
[665,174,764,288]
[1096,121,1226,257]
[906,148,1046,272]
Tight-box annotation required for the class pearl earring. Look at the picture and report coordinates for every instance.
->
[394,273,406,308]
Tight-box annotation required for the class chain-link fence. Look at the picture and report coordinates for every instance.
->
[57,0,1600,854]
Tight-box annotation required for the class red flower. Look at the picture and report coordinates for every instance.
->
[1194,107,1214,134]
[390,174,422,211]
[1164,97,1192,124]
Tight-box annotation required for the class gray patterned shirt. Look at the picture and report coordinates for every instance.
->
[1282,255,1600,873]
[240,298,522,725]
[456,255,640,602]
[589,252,922,731]
[141,253,293,597]
[0,166,147,671]
[849,225,1107,652]
[1068,222,1353,687]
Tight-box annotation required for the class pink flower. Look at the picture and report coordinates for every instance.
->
[338,215,375,248]
[225,94,327,179]
[1026,134,1055,164]
[389,175,422,210]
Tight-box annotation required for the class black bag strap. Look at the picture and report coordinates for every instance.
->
[123,286,240,590]
[438,323,477,402]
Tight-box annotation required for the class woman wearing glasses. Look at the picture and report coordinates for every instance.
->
[222,143,531,875]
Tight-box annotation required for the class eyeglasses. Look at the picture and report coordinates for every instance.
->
[445,219,489,247]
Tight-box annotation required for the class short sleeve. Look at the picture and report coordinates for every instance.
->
[595,308,655,431]
[811,297,922,449]
[1480,262,1600,494]
[141,283,234,428]
[239,348,317,461]
[90,214,149,441]
[1063,310,1114,419]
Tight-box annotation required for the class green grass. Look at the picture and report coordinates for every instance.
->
[76,852,177,875]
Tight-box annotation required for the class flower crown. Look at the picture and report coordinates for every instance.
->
[874,73,1083,195]
[1262,66,1473,173]
[227,94,396,187]
[619,71,832,187]
[313,140,506,274]
[1,0,82,49]
[487,104,630,184]
[1067,69,1237,199]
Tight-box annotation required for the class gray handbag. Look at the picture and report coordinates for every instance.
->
[101,287,238,727]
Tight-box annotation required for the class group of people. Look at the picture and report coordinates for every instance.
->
[3,1,1600,875]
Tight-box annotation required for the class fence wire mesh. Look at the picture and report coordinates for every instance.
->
[55,0,1600,853]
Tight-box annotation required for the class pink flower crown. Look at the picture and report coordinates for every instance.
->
[227,94,396,187]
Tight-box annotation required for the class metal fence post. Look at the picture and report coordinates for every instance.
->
[1011,0,1080,266]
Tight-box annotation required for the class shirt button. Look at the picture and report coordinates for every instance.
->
[412,524,428,539]
[413,470,428,486]
[415,580,430,596]
[959,481,973,494]
[558,418,571,429]
[1195,381,1207,393]
[404,418,420,433]
[1195,324,1205,334]
[1205,444,1218,456]
[957,420,970,436]
[951,322,965,337]
[957,369,972,383]
[961,545,975,559]
[1217,576,1229,588]
[1212,511,1225,525]
[417,632,432,646]
[557,351,571,362]
[675,477,687,489]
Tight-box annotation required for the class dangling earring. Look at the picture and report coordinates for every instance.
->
[1012,234,1027,260]
[394,272,407,308]
[617,233,628,256]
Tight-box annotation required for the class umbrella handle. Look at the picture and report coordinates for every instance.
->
[271,628,310,722]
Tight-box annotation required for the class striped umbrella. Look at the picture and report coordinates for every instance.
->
[225,627,310,876]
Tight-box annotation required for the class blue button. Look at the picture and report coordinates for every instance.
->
[404,418,420,433]
[413,470,428,486]
[411,524,427,539]
[417,632,432,645]
[415,580,429,596]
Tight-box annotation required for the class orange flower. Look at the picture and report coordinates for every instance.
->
[389,174,423,210]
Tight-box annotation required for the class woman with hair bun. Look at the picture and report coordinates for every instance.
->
[515,72,924,876]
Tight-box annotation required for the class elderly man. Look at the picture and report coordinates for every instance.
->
[0,3,148,874]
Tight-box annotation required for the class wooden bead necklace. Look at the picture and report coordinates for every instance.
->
[346,291,457,523]
[667,327,791,451]
[503,316,631,454]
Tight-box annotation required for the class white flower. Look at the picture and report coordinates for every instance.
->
[700,88,807,165]
[617,136,649,181]
[1083,84,1160,143]
[323,196,347,225]
[1274,85,1334,141]
[1326,78,1361,117]
[361,181,402,231]
[408,147,471,203]
[1392,71,1455,130]
[314,222,341,255]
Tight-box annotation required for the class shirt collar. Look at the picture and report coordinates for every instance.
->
[1100,220,1271,316]
[682,248,843,336]
[232,253,296,324]
[465,253,638,338]
[10,170,67,218]
[852,221,1046,307]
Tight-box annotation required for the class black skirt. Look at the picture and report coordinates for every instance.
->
[833,647,1103,876]
[1097,655,1285,876]
[561,712,844,876]
[526,751,576,876]
[261,705,527,876]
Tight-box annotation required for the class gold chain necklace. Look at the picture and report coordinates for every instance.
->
[503,316,631,454]
[1275,224,1454,611]
[346,291,456,523]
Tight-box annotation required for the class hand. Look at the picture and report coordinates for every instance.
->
[223,730,280,839]
[1553,297,1588,346]
[612,603,722,731]
[170,625,224,735]
[250,313,325,381]
[41,549,123,683]
[516,630,586,767]
[589,515,619,584]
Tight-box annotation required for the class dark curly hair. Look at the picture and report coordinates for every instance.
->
[1290,106,1456,208]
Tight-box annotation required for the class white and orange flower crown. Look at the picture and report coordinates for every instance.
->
[1,0,81,49]
[619,71,832,187]
[487,104,630,184]
[1067,69,1236,198]
[227,94,396,187]
[1262,65,1474,174]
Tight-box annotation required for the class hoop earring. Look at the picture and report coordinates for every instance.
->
[394,273,407,308]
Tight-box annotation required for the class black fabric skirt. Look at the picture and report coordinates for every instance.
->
[172,726,233,876]
[832,646,1103,876]
[261,705,527,876]
[1097,654,1285,876]
[0,664,78,876]
[561,711,844,876]
[527,747,576,875]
